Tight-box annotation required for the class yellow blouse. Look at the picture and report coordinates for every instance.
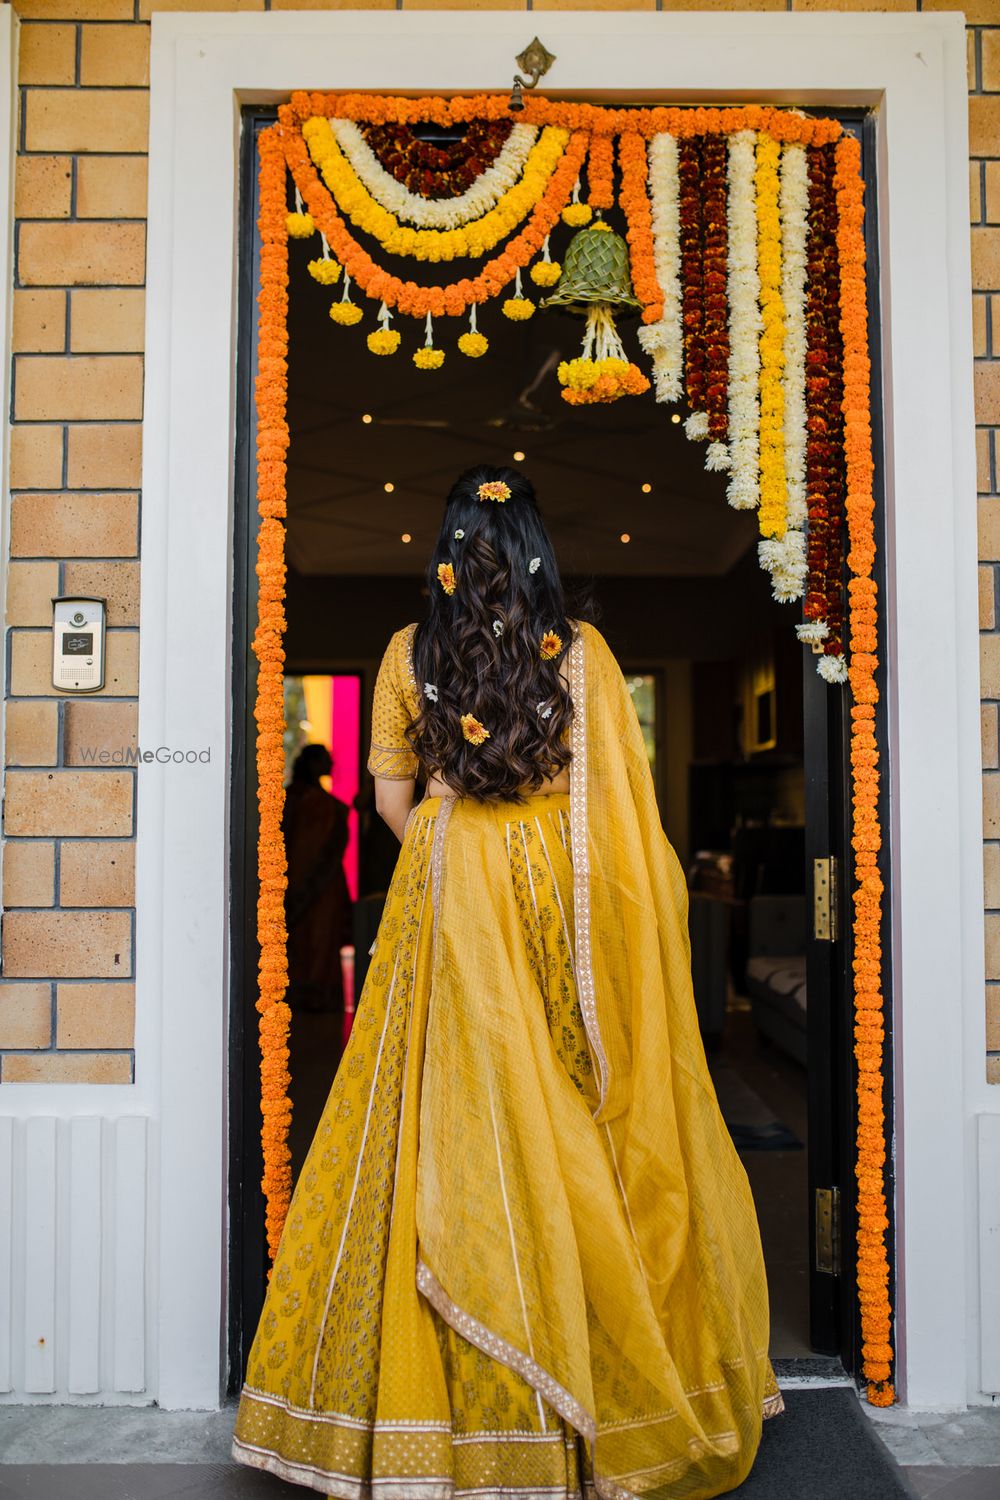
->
[367,623,420,781]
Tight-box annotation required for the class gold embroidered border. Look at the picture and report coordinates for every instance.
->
[567,627,609,1116]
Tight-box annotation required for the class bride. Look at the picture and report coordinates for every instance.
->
[232,463,784,1500]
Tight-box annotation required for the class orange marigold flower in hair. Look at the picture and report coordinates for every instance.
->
[478,479,511,502]
[437,562,456,595]
[540,630,563,660]
[460,713,490,745]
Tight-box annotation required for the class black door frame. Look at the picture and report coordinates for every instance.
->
[226,102,891,1393]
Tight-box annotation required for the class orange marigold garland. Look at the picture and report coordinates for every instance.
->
[586,130,615,212]
[834,132,894,1408]
[617,132,663,326]
[255,124,294,1262]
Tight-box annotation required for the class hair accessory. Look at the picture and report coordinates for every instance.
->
[437,562,456,595]
[424,682,439,702]
[493,619,503,637]
[460,713,491,746]
[537,701,554,720]
[454,529,465,540]
[528,556,541,574]
[478,480,511,503]
[540,630,563,660]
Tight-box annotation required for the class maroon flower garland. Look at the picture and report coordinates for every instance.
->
[360,117,513,199]
[701,135,730,443]
[679,137,707,417]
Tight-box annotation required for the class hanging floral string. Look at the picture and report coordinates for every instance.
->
[638,132,683,404]
[725,129,761,513]
[755,133,789,541]
[701,135,730,470]
[679,138,708,440]
[834,131,892,1408]
[586,130,615,211]
[617,132,662,325]
[254,124,294,1261]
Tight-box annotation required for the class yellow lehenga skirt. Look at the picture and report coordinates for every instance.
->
[233,783,783,1500]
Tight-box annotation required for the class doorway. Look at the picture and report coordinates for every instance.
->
[228,102,890,1393]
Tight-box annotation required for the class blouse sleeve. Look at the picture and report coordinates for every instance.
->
[367,628,420,781]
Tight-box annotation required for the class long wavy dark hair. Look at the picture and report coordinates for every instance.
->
[407,464,574,803]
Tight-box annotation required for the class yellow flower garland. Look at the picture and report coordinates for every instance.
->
[302,116,570,264]
[755,134,788,540]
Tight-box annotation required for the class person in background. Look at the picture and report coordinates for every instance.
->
[281,742,352,1014]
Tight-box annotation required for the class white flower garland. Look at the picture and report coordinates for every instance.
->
[725,130,762,513]
[329,119,540,231]
[759,142,810,604]
[637,132,684,404]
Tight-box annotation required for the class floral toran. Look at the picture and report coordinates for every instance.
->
[253,95,893,1408]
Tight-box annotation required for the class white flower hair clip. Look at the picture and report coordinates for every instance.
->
[493,619,503,637]
[537,701,553,720]
[528,557,541,574]
[423,682,439,702]
[454,529,465,540]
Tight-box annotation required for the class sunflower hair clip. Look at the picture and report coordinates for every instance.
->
[437,562,456,595]
[478,480,510,503]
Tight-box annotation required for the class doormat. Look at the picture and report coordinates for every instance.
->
[709,1060,805,1151]
[0,1392,919,1500]
[734,1387,920,1497]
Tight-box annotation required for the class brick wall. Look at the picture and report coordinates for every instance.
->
[0,0,995,1084]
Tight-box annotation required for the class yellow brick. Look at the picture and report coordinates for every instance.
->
[56,982,134,1049]
[976,366,1000,430]
[988,1055,1000,1086]
[989,987,1000,1051]
[984,702,998,770]
[19,221,145,288]
[67,424,141,489]
[968,25,976,94]
[15,0,132,17]
[14,355,143,421]
[9,425,64,489]
[270,0,392,6]
[5,561,61,627]
[80,24,149,86]
[11,491,138,558]
[5,700,60,768]
[63,560,139,626]
[12,289,66,354]
[985,840,1000,902]
[985,29,1000,94]
[661,0,785,8]
[987,914,1000,981]
[61,840,134,906]
[3,909,132,979]
[76,156,148,219]
[792,0,915,8]
[971,98,1000,162]
[64,698,138,763]
[982,566,996,631]
[11,630,138,698]
[19,23,77,85]
[0,984,52,1050]
[2,841,55,907]
[986,773,1000,838]
[15,155,72,219]
[71,290,145,353]
[986,163,1000,228]
[972,227,1000,294]
[405,0,523,8]
[982,633,1000,699]
[2,1053,131,1084]
[922,0,999,16]
[974,295,988,359]
[979,431,994,497]
[4,771,133,838]
[972,162,983,226]
[138,0,263,13]
[25,89,148,155]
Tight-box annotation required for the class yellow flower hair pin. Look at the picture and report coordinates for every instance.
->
[460,713,491,746]
[478,480,510,503]
[540,631,563,660]
[437,562,456,595]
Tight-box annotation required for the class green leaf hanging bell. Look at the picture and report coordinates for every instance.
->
[540,219,641,317]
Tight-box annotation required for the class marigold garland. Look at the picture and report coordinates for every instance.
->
[701,136,730,466]
[678,138,707,429]
[617,132,663,327]
[254,124,294,1262]
[358,115,513,200]
[725,130,761,512]
[586,131,615,211]
[755,133,789,540]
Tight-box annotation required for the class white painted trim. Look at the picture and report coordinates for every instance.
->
[120,10,981,1410]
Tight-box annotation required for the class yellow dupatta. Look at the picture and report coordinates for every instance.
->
[415,621,780,1500]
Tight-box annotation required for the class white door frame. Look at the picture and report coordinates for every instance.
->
[137,10,980,1409]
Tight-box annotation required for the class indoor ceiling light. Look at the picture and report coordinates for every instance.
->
[384,482,395,493]
[641,483,652,493]
[513,450,526,462]
[401,533,411,544]
[670,413,681,424]
[362,413,373,424]
[620,533,631,544]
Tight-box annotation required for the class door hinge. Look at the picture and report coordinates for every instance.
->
[813,855,838,942]
[815,1186,841,1276]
